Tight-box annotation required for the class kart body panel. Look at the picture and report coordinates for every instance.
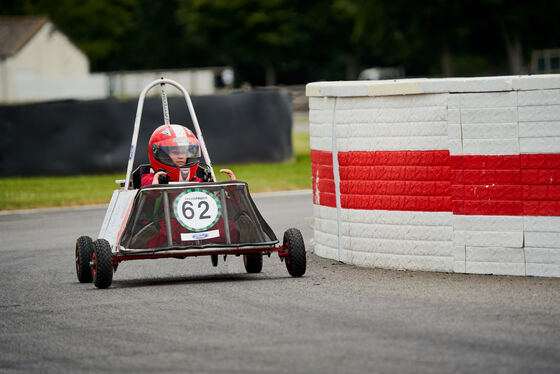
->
[98,189,138,251]
[98,181,281,264]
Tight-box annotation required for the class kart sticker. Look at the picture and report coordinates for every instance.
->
[179,169,190,182]
[181,229,220,241]
[174,189,221,232]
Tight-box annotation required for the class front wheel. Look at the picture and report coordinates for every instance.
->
[283,228,306,277]
[92,239,113,289]
[75,236,93,283]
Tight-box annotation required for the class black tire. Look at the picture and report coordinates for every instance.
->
[211,254,218,267]
[243,253,263,273]
[75,236,93,283]
[284,228,306,277]
[92,239,113,289]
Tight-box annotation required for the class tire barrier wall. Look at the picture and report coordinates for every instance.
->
[0,89,292,176]
[307,75,560,277]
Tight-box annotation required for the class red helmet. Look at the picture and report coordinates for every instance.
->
[148,124,201,182]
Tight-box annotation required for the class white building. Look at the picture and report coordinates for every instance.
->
[0,16,98,102]
[0,16,221,103]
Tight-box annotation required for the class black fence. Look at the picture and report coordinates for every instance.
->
[0,89,292,176]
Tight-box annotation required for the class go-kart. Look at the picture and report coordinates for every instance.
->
[74,78,306,289]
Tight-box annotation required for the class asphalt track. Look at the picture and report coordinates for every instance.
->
[0,190,559,373]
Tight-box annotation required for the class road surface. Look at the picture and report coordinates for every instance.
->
[1,190,559,373]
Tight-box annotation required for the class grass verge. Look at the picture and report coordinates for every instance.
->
[0,132,311,210]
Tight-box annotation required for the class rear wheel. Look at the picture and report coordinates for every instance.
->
[283,228,306,277]
[75,236,93,283]
[243,253,263,273]
[92,239,113,289]
[211,254,218,267]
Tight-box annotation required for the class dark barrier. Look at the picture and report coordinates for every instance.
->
[0,89,292,176]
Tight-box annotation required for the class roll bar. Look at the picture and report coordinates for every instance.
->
[123,78,216,190]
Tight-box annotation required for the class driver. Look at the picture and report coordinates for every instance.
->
[134,124,252,248]
[141,124,211,186]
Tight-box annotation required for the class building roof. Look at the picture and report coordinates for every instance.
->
[0,16,48,58]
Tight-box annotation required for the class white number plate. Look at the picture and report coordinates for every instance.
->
[174,189,222,232]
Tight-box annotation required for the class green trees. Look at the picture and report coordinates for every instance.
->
[176,0,308,85]
[2,0,559,84]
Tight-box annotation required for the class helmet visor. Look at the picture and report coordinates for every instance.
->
[152,137,201,167]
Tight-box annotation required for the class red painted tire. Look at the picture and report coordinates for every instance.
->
[284,228,306,277]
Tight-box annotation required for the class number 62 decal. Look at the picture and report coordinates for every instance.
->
[174,189,222,232]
